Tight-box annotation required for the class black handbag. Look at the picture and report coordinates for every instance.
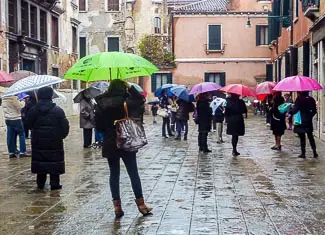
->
[114,102,148,152]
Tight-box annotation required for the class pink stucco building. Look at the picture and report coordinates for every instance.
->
[148,0,272,94]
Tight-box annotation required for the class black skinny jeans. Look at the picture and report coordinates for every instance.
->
[232,135,239,152]
[198,132,208,150]
[108,152,143,200]
[162,117,172,136]
[298,132,316,153]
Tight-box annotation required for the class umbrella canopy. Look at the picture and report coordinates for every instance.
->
[17,93,30,101]
[1,75,64,98]
[148,97,160,104]
[220,84,256,97]
[170,86,194,102]
[210,97,226,114]
[128,82,144,92]
[0,72,15,84]
[273,75,323,91]
[90,81,109,93]
[73,87,101,103]
[64,52,159,82]
[189,82,221,95]
[0,86,6,93]
[154,84,177,97]
[256,81,276,94]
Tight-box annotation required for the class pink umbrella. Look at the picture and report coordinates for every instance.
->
[256,81,276,94]
[220,84,256,97]
[273,75,323,91]
[189,82,221,95]
[0,72,15,84]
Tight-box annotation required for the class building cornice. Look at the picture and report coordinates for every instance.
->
[175,58,271,63]
[172,11,269,16]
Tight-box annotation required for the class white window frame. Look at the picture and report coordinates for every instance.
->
[106,36,121,52]
[153,17,161,34]
[105,0,121,12]
[207,24,222,52]
[78,0,88,12]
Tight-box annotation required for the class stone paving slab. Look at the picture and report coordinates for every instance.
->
[0,115,325,234]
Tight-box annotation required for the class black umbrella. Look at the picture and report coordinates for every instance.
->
[73,87,101,103]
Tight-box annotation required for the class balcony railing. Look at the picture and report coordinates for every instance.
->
[302,0,320,11]
[302,0,320,21]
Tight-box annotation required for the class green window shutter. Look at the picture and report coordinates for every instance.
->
[151,73,157,92]
[220,72,226,86]
[79,37,86,59]
[303,41,310,76]
[256,25,261,46]
[204,73,209,82]
[167,73,172,84]
[282,0,290,28]
[266,64,273,81]
[208,25,221,50]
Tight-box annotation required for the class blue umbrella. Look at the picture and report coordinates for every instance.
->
[170,86,194,102]
[90,81,109,93]
[154,84,177,97]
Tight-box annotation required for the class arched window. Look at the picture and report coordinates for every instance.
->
[154,17,161,34]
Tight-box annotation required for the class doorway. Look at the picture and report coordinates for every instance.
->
[22,59,36,72]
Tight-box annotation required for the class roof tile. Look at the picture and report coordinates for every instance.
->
[174,0,229,13]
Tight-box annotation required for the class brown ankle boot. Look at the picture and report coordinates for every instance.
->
[135,198,152,215]
[113,200,124,218]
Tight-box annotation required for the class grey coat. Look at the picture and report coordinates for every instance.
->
[80,99,95,129]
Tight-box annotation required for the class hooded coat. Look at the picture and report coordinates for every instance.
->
[26,90,69,174]
[95,86,145,159]
[176,99,194,121]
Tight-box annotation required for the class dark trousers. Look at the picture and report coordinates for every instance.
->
[266,111,271,124]
[198,132,208,150]
[108,152,143,200]
[83,128,93,147]
[176,119,188,138]
[37,174,60,187]
[170,112,177,132]
[298,132,316,154]
[162,117,172,136]
[22,118,29,138]
[232,135,239,152]
[5,119,26,154]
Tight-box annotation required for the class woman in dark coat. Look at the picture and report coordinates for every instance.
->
[291,91,318,158]
[26,87,69,190]
[270,92,286,150]
[175,99,194,141]
[225,94,247,156]
[95,79,152,219]
[79,92,95,148]
[159,91,173,138]
[196,92,213,153]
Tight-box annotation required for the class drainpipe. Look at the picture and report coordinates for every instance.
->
[171,13,174,55]
[290,0,294,76]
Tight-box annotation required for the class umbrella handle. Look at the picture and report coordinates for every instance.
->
[34,90,39,102]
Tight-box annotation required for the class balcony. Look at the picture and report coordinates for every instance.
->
[302,0,320,21]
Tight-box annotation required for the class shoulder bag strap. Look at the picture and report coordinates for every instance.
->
[123,101,129,119]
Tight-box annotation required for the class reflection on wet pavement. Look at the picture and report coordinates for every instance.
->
[0,115,325,234]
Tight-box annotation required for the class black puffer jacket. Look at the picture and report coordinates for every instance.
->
[225,97,247,136]
[176,100,194,121]
[95,86,145,159]
[26,100,69,174]
[197,100,212,132]
[291,95,317,133]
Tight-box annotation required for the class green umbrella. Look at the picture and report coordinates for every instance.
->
[64,52,159,82]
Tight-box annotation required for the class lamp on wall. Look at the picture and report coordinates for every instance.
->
[245,15,291,28]
[245,18,251,28]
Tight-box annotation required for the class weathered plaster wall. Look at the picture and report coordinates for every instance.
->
[0,0,8,72]
[229,0,271,11]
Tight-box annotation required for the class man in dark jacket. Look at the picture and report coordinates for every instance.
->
[26,87,70,190]
[175,99,194,141]
[291,91,318,158]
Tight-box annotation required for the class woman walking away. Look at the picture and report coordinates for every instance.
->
[175,99,194,141]
[159,90,173,138]
[95,79,152,219]
[291,91,318,158]
[225,94,247,157]
[197,93,213,153]
[26,87,69,190]
[270,92,286,150]
[79,91,95,148]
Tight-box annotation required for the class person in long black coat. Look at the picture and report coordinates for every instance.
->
[225,94,247,156]
[290,91,318,158]
[26,87,69,190]
[270,92,286,150]
[95,79,152,218]
[175,99,194,141]
[196,92,213,153]
[159,91,173,138]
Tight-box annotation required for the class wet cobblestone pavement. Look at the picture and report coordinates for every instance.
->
[1,115,325,234]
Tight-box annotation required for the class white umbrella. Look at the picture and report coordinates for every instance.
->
[210,97,226,115]
[1,75,64,98]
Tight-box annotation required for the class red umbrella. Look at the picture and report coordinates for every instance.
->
[256,81,276,101]
[220,84,256,97]
[0,72,15,84]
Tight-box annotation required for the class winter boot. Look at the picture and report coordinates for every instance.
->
[135,198,152,216]
[113,200,124,218]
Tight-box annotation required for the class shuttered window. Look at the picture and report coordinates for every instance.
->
[208,25,221,51]
[21,1,29,36]
[79,0,86,11]
[154,17,161,34]
[282,0,290,28]
[30,5,37,39]
[303,41,310,76]
[8,0,17,33]
[107,0,119,11]
[72,27,77,53]
[266,64,273,81]
[204,72,226,86]
[107,37,119,51]
[151,73,172,92]
[79,37,86,58]
[52,16,59,47]
[40,11,47,42]
[256,25,268,46]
